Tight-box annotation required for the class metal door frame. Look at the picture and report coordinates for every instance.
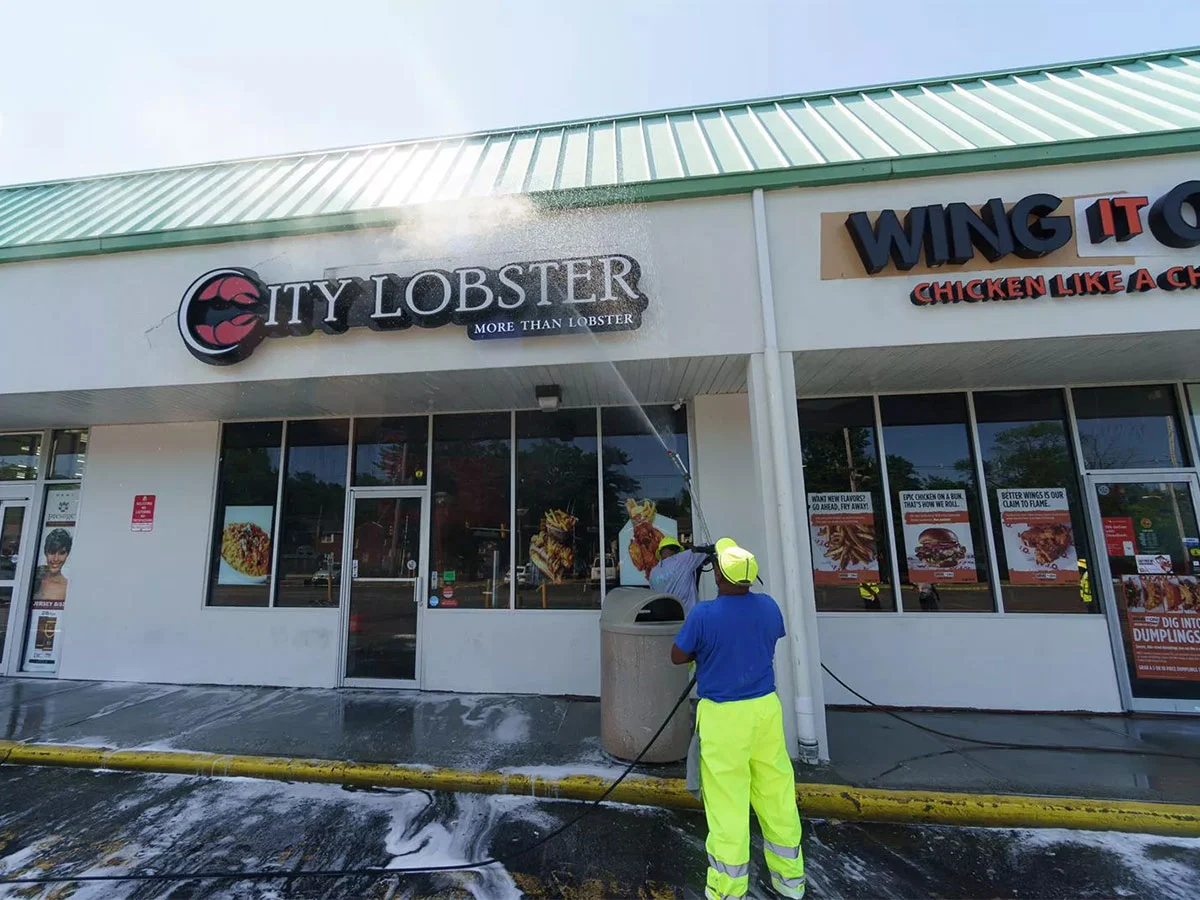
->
[0,485,38,676]
[1084,469,1200,714]
[337,485,429,689]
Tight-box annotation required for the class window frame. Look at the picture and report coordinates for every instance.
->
[203,406,696,614]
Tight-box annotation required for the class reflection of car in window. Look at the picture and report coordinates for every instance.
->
[588,555,616,588]
[308,564,341,585]
[503,565,531,586]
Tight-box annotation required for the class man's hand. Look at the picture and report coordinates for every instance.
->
[670,644,694,665]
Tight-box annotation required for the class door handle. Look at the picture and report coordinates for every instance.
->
[413,576,424,605]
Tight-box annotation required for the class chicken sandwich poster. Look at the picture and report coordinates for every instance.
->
[899,490,978,583]
[996,488,1079,584]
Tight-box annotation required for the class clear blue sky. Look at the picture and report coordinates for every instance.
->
[1,0,1197,184]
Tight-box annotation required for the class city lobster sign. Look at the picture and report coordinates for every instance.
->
[178,253,647,365]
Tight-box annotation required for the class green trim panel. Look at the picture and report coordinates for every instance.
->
[1,47,1199,265]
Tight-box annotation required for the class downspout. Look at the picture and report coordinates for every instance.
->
[751,188,820,763]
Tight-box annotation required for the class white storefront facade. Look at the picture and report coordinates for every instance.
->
[3,49,1200,760]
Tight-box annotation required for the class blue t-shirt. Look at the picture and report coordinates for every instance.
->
[672,591,785,702]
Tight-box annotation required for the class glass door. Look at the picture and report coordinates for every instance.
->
[1086,473,1200,714]
[0,498,32,673]
[340,488,426,686]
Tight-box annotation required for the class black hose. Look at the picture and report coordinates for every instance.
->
[821,663,1200,762]
[0,676,698,887]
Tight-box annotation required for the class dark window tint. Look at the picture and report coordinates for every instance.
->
[880,393,995,612]
[353,417,429,486]
[601,406,691,591]
[0,434,41,481]
[429,413,512,609]
[276,420,350,608]
[208,422,282,607]
[974,390,1094,613]
[1073,385,1189,470]
[797,397,893,612]
[50,429,88,480]
[515,409,600,609]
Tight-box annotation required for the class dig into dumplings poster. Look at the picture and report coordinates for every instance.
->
[899,490,977,583]
[996,488,1079,584]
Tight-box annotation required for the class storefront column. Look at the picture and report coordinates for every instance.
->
[750,188,826,762]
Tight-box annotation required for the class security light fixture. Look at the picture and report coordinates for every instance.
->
[536,384,561,411]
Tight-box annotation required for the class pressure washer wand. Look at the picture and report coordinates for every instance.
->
[666,449,712,544]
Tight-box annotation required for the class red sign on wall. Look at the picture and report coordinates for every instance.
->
[131,495,156,533]
[1103,517,1136,557]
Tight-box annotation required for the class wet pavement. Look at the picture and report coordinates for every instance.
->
[2,767,1200,899]
[3,678,1200,803]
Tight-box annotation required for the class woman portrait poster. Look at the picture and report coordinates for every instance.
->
[32,527,72,603]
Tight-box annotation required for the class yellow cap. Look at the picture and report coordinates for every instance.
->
[1078,558,1087,569]
[656,535,684,559]
[715,537,758,585]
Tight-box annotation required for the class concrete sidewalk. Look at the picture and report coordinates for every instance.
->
[3,677,1198,806]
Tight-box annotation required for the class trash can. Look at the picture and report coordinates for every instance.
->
[600,587,692,763]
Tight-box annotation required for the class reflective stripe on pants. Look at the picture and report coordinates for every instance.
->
[697,692,804,900]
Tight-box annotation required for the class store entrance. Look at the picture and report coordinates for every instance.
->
[340,488,427,687]
[0,490,34,673]
[1086,473,1200,714]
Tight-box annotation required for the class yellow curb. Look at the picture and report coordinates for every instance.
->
[2,739,1198,836]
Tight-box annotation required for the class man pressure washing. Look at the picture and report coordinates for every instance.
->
[650,535,714,616]
[670,538,805,900]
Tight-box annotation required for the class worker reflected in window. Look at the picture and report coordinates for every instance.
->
[649,535,715,617]
[670,538,806,900]
[916,582,940,611]
[858,580,882,610]
[1078,558,1092,605]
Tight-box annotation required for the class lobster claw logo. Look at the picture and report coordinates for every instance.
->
[177,268,268,365]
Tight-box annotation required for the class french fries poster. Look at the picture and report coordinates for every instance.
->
[808,492,879,585]
[996,488,1079,584]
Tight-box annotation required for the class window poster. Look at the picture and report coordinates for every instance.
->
[23,488,79,671]
[808,492,879,585]
[1121,575,1200,682]
[619,498,677,587]
[218,505,274,584]
[899,490,978,583]
[996,488,1079,584]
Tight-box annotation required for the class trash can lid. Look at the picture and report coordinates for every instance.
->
[600,586,685,635]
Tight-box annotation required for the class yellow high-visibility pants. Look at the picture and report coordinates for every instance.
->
[697,692,805,900]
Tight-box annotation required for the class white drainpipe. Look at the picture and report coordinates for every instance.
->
[751,188,821,763]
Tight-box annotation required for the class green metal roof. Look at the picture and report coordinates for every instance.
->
[2,46,1200,264]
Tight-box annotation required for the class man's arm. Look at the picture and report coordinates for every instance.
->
[670,644,694,665]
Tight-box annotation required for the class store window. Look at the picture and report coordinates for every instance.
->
[0,433,41,481]
[49,429,88,480]
[601,406,691,591]
[429,413,512,609]
[275,420,350,608]
[1073,385,1189,470]
[974,390,1094,613]
[515,409,600,609]
[797,397,894,612]
[880,393,995,612]
[207,422,282,607]
[353,417,429,486]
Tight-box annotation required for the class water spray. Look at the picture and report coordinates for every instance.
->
[666,449,712,544]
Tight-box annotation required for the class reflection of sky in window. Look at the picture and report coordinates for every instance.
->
[289,446,348,486]
[882,424,971,479]
[1076,417,1183,469]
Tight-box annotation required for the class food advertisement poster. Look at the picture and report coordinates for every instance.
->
[899,490,977,583]
[218,505,274,584]
[1103,517,1136,557]
[1137,554,1174,575]
[1121,575,1200,681]
[996,488,1079,584]
[809,492,879,585]
[529,508,577,585]
[620,498,677,588]
[24,488,79,670]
